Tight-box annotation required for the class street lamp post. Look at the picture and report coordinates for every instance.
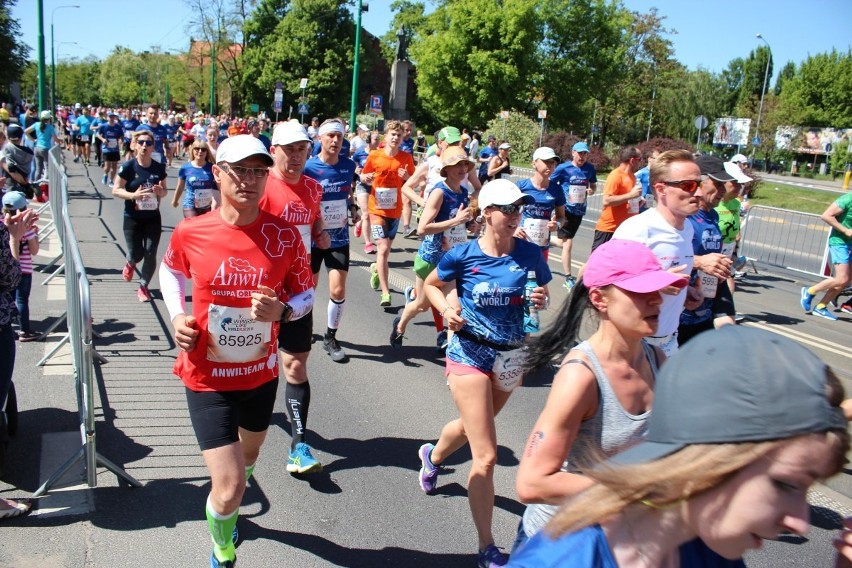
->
[51,5,80,115]
[753,33,772,166]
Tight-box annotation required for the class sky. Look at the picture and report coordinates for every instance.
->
[13,0,852,84]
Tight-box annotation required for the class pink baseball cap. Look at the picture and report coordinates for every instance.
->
[583,239,688,293]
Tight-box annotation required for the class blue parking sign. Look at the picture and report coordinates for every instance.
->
[370,95,382,114]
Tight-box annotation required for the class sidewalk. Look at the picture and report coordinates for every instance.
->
[760,171,848,193]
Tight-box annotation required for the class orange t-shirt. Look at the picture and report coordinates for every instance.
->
[595,168,637,233]
[362,148,415,218]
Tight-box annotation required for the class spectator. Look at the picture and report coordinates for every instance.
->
[2,191,39,341]
[0,125,35,199]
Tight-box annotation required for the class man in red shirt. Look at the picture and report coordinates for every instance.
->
[593,146,642,251]
[258,120,330,475]
[159,135,313,568]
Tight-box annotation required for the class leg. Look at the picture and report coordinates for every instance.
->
[560,237,573,277]
[375,236,392,295]
[138,218,163,288]
[122,216,144,265]
[818,262,851,306]
[14,273,32,333]
[397,274,429,334]
[356,191,372,248]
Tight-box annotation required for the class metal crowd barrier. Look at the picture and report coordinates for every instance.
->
[738,205,831,277]
[33,147,141,496]
[38,147,66,281]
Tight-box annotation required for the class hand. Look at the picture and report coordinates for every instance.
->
[695,253,733,279]
[313,230,331,249]
[153,182,167,198]
[251,285,284,322]
[398,167,410,181]
[513,227,527,240]
[173,314,200,352]
[361,172,375,185]
[453,203,471,225]
[444,307,466,331]
[351,210,361,225]
[547,220,558,231]
[627,186,642,199]
[5,209,38,242]
[136,185,155,200]
[530,287,548,309]
[659,264,689,295]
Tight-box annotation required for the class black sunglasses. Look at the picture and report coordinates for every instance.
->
[136,139,154,147]
[490,202,523,215]
[660,179,701,193]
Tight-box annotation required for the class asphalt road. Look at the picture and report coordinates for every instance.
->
[1,152,851,567]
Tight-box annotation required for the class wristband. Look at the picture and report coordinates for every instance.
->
[440,305,453,317]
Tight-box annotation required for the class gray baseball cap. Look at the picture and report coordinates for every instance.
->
[609,326,846,466]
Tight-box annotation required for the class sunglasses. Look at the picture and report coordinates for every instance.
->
[136,139,154,147]
[219,164,269,178]
[194,147,208,152]
[660,179,701,193]
[490,203,523,215]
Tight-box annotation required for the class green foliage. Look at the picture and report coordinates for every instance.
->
[830,140,850,174]
[57,56,102,106]
[0,0,30,100]
[242,0,356,118]
[773,61,795,96]
[409,0,540,128]
[653,67,730,142]
[635,137,694,160]
[542,131,611,172]
[779,49,852,128]
[482,112,540,164]
[98,48,145,107]
[735,45,772,112]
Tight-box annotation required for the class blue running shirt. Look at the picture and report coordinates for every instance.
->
[517,178,566,250]
[551,161,597,217]
[418,182,470,265]
[304,155,357,249]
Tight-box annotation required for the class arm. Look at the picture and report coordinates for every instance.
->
[401,162,429,206]
[417,190,470,236]
[516,359,599,504]
[171,178,186,208]
[487,156,508,177]
[602,184,642,207]
[822,202,852,238]
[160,262,199,352]
[423,269,465,328]
[694,252,733,280]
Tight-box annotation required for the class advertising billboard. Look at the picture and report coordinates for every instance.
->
[775,126,852,155]
[713,118,752,147]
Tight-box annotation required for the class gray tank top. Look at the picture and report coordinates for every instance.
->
[522,340,657,537]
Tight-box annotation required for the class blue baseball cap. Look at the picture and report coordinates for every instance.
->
[2,191,28,210]
[572,142,590,153]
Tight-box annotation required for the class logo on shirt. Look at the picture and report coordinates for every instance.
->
[211,257,266,288]
[471,282,522,307]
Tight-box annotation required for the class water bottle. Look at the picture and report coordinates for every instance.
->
[523,270,540,334]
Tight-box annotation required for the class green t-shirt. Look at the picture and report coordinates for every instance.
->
[715,198,742,244]
[828,192,852,247]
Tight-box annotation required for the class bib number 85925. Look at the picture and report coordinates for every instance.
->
[218,333,263,347]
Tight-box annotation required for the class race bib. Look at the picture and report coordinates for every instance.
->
[375,187,398,210]
[446,222,467,248]
[523,218,550,247]
[567,184,587,205]
[492,347,526,392]
[206,304,271,363]
[698,270,718,299]
[136,193,158,211]
[194,188,212,209]
[79,134,90,142]
[321,199,348,229]
[106,139,118,149]
[297,224,312,251]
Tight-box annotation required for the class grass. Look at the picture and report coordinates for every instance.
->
[749,181,838,214]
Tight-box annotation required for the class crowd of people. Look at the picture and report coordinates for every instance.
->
[2,100,852,568]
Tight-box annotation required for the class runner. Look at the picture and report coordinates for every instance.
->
[112,130,168,303]
[159,135,313,568]
[418,179,551,568]
[121,110,140,160]
[360,120,416,307]
[352,130,379,254]
[515,147,566,261]
[593,146,642,251]
[259,120,328,474]
[72,106,94,165]
[389,146,476,349]
[303,118,358,363]
[97,112,125,187]
[136,105,170,164]
[800,189,852,321]
[171,140,218,218]
[551,142,598,290]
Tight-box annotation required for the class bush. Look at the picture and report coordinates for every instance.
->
[542,131,611,172]
[635,137,695,167]
[483,112,541,164]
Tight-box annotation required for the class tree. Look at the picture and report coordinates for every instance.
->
[57,56,102,106]
[779,49,852,128]
[773,60,795,96]
[99,48,144,107]
[408,0,540,128]
[0,0,30,100]
[735,45,772,114]
[241,0,357,118]
[482,111,540,164]
[653,67,729,142]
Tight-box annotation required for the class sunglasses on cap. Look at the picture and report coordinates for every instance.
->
[659,179,701,193]
[489,202,523,215]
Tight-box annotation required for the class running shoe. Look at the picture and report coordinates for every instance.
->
[733,255,747,271]
[478,544,509,568]
[800,287,815,313]
[812,306,838,321]
[404,285,415,305]
[436,329,448,352]
[380,293,392,307]
[122,261,135,282]
[562,275,576,291]
[287,442,322,474]
[390,316,404,349]
[322,335,346,362]
[364,243,376,254]
[369,263,380,290]
[232,525,239,545]
[354,222,362,238]
[404,225,418,239]
[137,285,152,303]
[417,443,439,494]
[841,303,852,315]
[210,551,235,568]
[101,173,108,185]
[18,331,39,342]
[73,156,79,163]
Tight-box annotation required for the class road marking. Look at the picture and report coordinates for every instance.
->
[743,319,852,359]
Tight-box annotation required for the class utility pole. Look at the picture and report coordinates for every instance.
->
[36,0,47,111]
[349,0,364,129]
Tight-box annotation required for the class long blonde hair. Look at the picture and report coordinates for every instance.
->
[547,369,850,537]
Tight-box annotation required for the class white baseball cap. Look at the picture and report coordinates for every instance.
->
[532,146,560,163]
[215,135,273,166]
[724,162,753,184]
[730,153,748,164]
[498,142,511,150]
[271,121,311,146]
[478,179,535,209]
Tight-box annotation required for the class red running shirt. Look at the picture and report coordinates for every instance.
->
[163,211,313,392]
[259,173,323,256]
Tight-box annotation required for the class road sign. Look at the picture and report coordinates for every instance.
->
[752,136,761,147]
[299,78,308,90]
[694,115,709,130]
[538,109,547,120]
[189,97,196,113]
[273,81,284,114]
[298,103,309,115]
[273,100,282,113]
[250,103,259,113]
[369,95,383,114]
[500,110,510,120]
